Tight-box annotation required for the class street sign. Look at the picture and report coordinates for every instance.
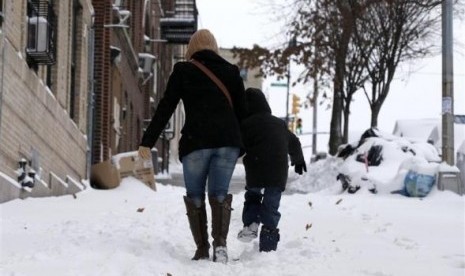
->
[454,115,465,124]
[270,82,288,87]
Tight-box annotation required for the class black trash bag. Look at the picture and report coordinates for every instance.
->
[401,146,416,155]
[337,144,356,159]
[367,145,383,166]
[337,173,351,191]
[337,173,361,194]
[348,185,361,194]
[356,145,383,166]
[357,127,379,147]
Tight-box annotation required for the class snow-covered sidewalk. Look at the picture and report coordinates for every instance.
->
[1,176,464,276]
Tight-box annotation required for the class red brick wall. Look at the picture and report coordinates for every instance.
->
[92,0,112,163]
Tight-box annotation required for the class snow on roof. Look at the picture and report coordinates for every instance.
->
[393,118,439,142]
[393,118,465,157]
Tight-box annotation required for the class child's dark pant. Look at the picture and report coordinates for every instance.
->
[241,186,282,229]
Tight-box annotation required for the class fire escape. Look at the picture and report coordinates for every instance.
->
[160,0,197,44]
[155,0,198,173]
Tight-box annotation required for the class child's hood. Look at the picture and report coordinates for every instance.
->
[245,87,272,116]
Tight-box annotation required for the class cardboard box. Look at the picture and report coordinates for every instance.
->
[90,160,121,189]
[114,151,156,191]
[134,158,157,191]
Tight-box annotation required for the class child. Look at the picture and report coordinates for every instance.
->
[238,87,306,252]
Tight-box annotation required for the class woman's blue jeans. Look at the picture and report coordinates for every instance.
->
[182,147,240,207]
[242,186,282,229]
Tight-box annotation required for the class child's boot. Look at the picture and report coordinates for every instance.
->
[259,226,280,252]
[237,222,259,242]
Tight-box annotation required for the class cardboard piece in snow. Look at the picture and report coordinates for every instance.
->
[113,151,156,191]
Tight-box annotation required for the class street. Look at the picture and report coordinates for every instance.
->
[155,164,300,195]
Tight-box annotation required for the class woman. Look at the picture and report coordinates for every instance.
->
[138,29,247,263]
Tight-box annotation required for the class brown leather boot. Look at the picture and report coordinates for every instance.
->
[183,196,210,260]
[209,194,233,263]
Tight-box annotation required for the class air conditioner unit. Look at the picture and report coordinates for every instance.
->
[117,9,131,24]
[138,53,157,74]
[27,16,49,52]
[113,0,123,7]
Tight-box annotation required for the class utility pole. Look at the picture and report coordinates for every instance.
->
[285,36,297,127]
[312,73,318,155]
[442,0,454,165]
[285,62,290,126]
[0,6,5,146]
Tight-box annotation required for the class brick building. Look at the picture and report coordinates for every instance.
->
[145,0,197,173]
[0,0,198,201]
[90,0,152,163]
[90,0,192,174]
[0,0,94,202]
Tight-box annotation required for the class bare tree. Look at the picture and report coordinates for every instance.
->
[233,0,369,155]
[289,0,374,153]
[231,0,456,155]
[359,0,441,127]
[342,38,372,143]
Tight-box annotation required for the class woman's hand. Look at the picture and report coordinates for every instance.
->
[138,146,152,160]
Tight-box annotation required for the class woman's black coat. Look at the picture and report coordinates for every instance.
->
[241,88,305,190]
[140,50,247,160]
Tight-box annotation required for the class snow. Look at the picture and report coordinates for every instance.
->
[459,140,465,155]
[1,133,464,275]
[392,118,439,142]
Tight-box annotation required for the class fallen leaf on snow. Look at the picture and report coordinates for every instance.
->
[305,223,312,230]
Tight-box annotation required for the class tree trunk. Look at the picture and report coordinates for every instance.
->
[328,4,354,155]
[329,85,343,155]
[370,103,381,128]
[343,103,350,144]
[329,45,350,154]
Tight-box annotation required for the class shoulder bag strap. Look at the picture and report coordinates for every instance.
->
[190,59,234,108]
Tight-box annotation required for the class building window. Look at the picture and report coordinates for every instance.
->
[26,0,56,65]
[70,0,82,121]
[0,0,4,29]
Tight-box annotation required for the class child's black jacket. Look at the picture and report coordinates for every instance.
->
[241,88,305,190]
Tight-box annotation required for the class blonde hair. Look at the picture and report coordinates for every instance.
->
[185,29,219,60]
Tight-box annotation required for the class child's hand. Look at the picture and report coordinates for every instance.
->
[294,162,307,175]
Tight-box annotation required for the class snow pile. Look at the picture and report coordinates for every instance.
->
[287,156,342,194]
[290,128,448,197]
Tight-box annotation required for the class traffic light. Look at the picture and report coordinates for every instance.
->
[292,94,301,115]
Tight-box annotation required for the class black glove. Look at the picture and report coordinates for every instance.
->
[294,162,307,175]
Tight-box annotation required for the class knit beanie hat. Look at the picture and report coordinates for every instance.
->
[185,29,219,60]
